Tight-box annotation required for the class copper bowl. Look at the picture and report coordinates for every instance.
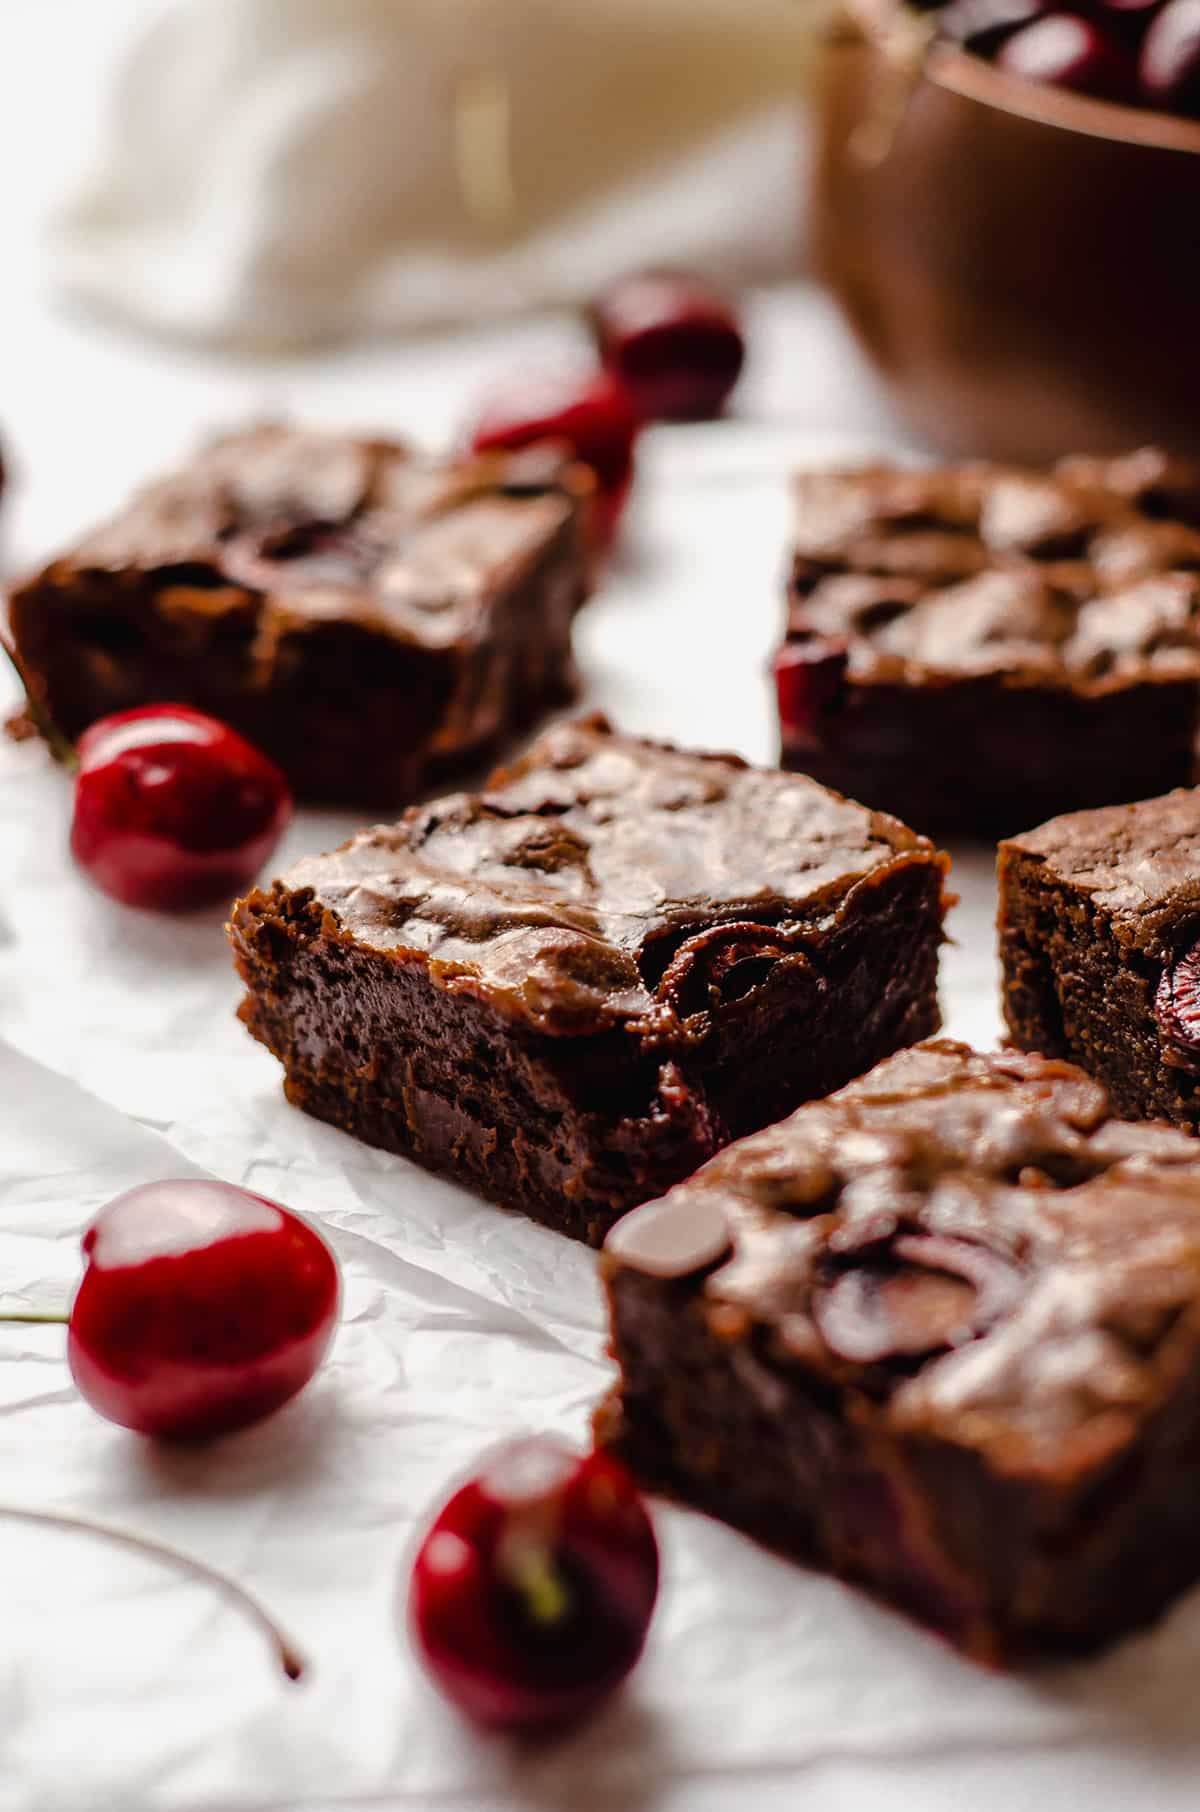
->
[812,3,1200,460]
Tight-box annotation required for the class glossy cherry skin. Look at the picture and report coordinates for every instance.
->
[592,272,746,423]
[468,370,638,549]
[937,0,1045,56]
[995,12,1136,97]
[1096,0,1164,25]
[774,639,849,750]
[67,1180,340,1441]
[1141,0,1200,109]
[70,705,291,912]
[408,1437,659,1734]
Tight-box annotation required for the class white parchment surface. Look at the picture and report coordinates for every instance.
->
[5,421,1200,1812]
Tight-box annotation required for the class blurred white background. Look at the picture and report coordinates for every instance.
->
[0,0,883,573]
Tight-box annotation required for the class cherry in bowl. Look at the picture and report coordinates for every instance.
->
[66,1179,340,1441]
[995,11,1136,99]
[1141,0,1200,111]
[70,704,291,911]
[408,1436,659,1735]
[468,370,639,550]
[592,272,746,424]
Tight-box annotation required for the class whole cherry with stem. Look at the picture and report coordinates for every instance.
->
[2,1178,340,1441]
[408,1435,659,1735]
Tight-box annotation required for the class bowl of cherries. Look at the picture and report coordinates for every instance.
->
[810,0,1200,459]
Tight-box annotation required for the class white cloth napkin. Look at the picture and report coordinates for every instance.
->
[51,0,819,349]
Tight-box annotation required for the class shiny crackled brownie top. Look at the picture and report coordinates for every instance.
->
[787,448,1200,690]
[272,715,947,1034]
[1001,785,1200,959]
[29,424,583,647]
[605,1039,1200,1465]
[1007,786,1200,942]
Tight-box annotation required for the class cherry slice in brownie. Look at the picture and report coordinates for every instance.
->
[1155,939,1200,1065]
[773,639,849,752]
[814,1235,1024,1370]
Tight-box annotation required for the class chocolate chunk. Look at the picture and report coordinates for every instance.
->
[605,1190,732,1280]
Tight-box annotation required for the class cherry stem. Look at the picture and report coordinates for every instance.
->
[0,1505,306,1681]
[0,1310,70,1326]
[505,1543,572,1628]
[0,629,78,771]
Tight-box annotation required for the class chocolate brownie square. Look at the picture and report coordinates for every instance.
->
[999,785,1200,1130]
[775,448,1200,835]
[598,1039,1200,1660]
[7,425,590,806]
[229,715,949,1245]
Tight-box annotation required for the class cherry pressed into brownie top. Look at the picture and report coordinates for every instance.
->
[37,423,583,647]
[605,1039,1200,1466]
[275,714,947,1036]
[788,448,1200,690]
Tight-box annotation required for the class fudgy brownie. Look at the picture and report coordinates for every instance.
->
[775,448,1200,835]
[598,1038,1200,1661]
[7,425,590,806]
[229,715,949,1245]
[999,785,1200,1131]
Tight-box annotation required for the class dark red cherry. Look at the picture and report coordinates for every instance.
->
[468,370,638,549]
[996,12,1136,97]
[70,704,291,912]
[935,0,1044,57]
[408,1436,659,1734]
[591,272,746,423]
[773,639,849,750]
[1095,0,1164,26]
[67,1179,340,1441]
[1155,939,1200,1064]
[1141,0,1200,110]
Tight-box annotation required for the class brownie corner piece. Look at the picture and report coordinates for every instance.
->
[597,1038,1200,1660]
[229,715,949,1244]
[8,423,590,807]
[999,785,1200,1131]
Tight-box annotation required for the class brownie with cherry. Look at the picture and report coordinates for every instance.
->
[918,0,1200,119]
[597,1038,1200,1661]
[775,448,1200,835]
[1000,782,1200,1131]
[8,425,591,809]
